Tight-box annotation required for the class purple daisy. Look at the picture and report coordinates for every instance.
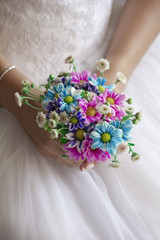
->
[68,111,86,131]
[82,137,111,163]
[45,98,62,118]
[79,96,102,124]
[83,82,98,93]
[65,124,93,152]
[65,127,87,152]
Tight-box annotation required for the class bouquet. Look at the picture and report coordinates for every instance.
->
[15,56,142,167]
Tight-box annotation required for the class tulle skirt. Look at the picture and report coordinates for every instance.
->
[0,35,160,240]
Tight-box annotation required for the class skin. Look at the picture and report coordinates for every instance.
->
[0,0,160,170]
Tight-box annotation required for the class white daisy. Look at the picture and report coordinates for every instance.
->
[116,72,127,85]
[14,92,22,107]
[88,92,97,101]
[125,106,134,113]
[117,142,128,155]
[131,153,140,161]
[109,161,121,168]
[22,80,29,87]
[98,105,111,115]
[48,119,56,128]
[60,112,69,125]
[65,55,74,64]
[50,111,60,122]
[95,58,110,73]
[50,129,59,139]
[36,111,46,128]
[135,111,142,121]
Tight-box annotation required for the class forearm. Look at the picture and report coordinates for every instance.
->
[0,53,32,116]
[105,0,160,84]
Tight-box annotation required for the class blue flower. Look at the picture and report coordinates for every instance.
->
[90,121,123,155]
[42,89,55,109]
[93,77,115,92]
[42,83,64,109]
[110,119,133,141]
[52,83,64,96]
[59,87,82,113]
[63,78,75,88]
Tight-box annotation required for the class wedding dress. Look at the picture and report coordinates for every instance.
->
[0,0,160,239]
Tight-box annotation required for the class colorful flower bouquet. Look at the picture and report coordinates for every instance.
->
[15,56,142,167]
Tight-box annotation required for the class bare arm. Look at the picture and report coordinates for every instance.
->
[0,54,80,168]
[104,0,160,91]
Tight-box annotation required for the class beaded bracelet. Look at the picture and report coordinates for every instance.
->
[0,66,16,107]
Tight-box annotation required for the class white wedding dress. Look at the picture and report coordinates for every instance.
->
[0,0,160,239]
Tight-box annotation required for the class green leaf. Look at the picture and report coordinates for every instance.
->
[121,115,131,122]
[43,122,48,130]
[60,136,68,144]
[128,143,135,146]
[60,129,69,135]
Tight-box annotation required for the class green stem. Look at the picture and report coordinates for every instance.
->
[111,154,120,163]
[115,79,119,85]
[128,143,134,154]
[22,96,40,102]
[24,102,43,111]
[48,78,53,87]
[101,72,104,78]
[113,154,117,162]
[57,127,68,132]
[28,88,43,96]
[73,64,77,72]
[26,92,41,99]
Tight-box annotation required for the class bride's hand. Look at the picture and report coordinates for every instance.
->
[16,104,81,168]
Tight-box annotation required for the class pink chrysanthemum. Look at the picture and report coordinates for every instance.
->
[82,137,111,162]
[64,143,85,162]
[100,88,126,107]
[105,107,126,122]
[70,71,96,85]
[79,96,102,124]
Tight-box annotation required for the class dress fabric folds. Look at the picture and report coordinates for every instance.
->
[0,0,160,239]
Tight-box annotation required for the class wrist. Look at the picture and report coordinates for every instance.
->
[0,67,33,116]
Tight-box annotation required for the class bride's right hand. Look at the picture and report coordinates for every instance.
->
[16,104,80,168]
[0,56,80,168]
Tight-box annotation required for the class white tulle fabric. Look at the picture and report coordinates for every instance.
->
[0,0,160,239]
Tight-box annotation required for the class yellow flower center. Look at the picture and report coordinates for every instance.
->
[106,112,113,118]
[86,106,96,117]
[75,129,85,141]
[80,80,85,83]
[64,96,73,104]
[71,117,78,124]
[91,148,96,151]
[106,97,115,105]
[101,133,111,143]
[55,93,59,98]
[98,86,105,93]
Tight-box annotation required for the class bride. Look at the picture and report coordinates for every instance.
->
[0,0,160,239]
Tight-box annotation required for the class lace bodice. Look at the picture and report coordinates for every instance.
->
[0,0,125,84]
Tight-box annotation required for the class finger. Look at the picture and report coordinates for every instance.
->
[80,160,97,171]
[45,143,81,168]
